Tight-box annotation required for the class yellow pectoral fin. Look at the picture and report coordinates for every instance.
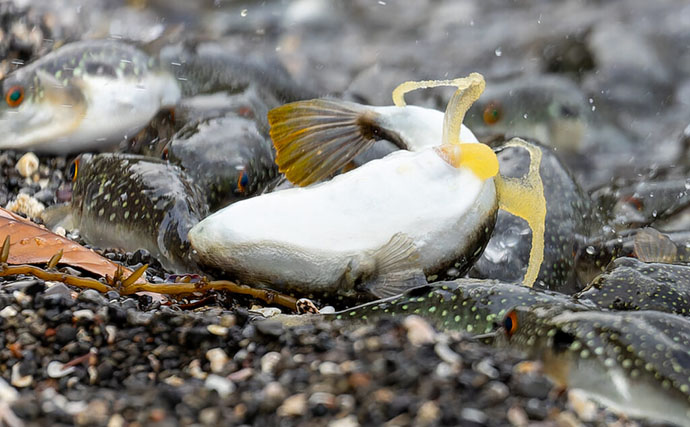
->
[493,139,546,288]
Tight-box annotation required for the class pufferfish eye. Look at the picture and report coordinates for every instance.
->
[67,158,80,182]
[482,101,502,125]
[5,85,24,108]
[236,169,249,194]
[503,309,519,337]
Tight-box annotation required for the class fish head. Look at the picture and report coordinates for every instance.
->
[0,69,86,151]
[465,77,589,152]
[501,305,690,423]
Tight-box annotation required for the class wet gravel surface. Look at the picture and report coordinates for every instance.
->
[2,0,690,425]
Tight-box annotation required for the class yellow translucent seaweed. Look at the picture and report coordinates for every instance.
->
[391,72,485,146]
[494,140,546,288]
[393,74,545,288]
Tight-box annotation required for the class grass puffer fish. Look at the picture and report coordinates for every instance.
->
[324,279,586,335]
[501,305,690,426]
[578,256,690,316]
[189,144,498,298]
[0,40,180,153]
[166,113,280,212]
[190,74,521,298]
[464,75,592,153]
[45,153,208,273]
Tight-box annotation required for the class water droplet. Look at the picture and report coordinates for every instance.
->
[591,105,596,111]
[494,47,502,57]
[588,98,594,104]
[652,209,658,218]
[470,20,475,26]
[378,0,387,4]
[240,9,248,17]
[586,246,596,255]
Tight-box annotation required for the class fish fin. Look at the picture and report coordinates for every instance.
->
[633,227,678,263]
[363,232,427,298]
[268,99,381,186]
[40,203,75,231]
[36,70,86,107]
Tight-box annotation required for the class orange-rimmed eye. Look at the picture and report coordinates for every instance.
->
[482,101,502,125]
[5,85,24,108]
[503,309,519,337]
[68,158,80,182]
[237,169,249,194]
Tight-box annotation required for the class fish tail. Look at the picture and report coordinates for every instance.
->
[268,99,381,186]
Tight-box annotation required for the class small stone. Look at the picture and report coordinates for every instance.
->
[207,324,229,337]
[507,405,528,427]
[261,351,282,374]
[55,324,77,344]
[0,306,17,318]
[107,414,126,427]
[328,415,359,427]
[319,361,342,376]
[513,373,552,399]
[72,309,94,321]
[252,307,282,318]
[204,374,235,398]
[434,342,461,365]
[15,152,39,178]
[75,399,109,425]
[415,401,440,426]
[46,361,75,378]
[567,390,598,422]
[277,393,307,417]
[403,315,436,346]
[227,367,254,382]
[255,319,285,336]
[163,376,185,387]
[79,289,107,305]
[474,358,499,379]
[261,381,286,411]
[10,364,32,388]
[478,381,510,407]
[206,348,229,374]
[199,407,220,425]
[0,377,18,403]
[5,193,44,218]
[460,408,488,424]
[555,411,584,427]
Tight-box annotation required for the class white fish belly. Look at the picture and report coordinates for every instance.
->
[189,147,496,289]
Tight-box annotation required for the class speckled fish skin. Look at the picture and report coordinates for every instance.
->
[503,305,690,426]
[70,153,208,273]
[328,279,587,335]
[592,177,690,229]
[469,140,602,294]
[577,257,690,316]
[574,228,690,284]
[167,114,280,211]
[0,40,180,153]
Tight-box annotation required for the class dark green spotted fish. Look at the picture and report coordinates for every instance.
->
[469,140,602,294]
[575,227,690,284]
[577,257,690,316]
[166,113,280,211]
[592,176,690,229]
[501,305,690,426]
[325,279,587,335]
[48,153,208,273]
[0,39,180,153]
